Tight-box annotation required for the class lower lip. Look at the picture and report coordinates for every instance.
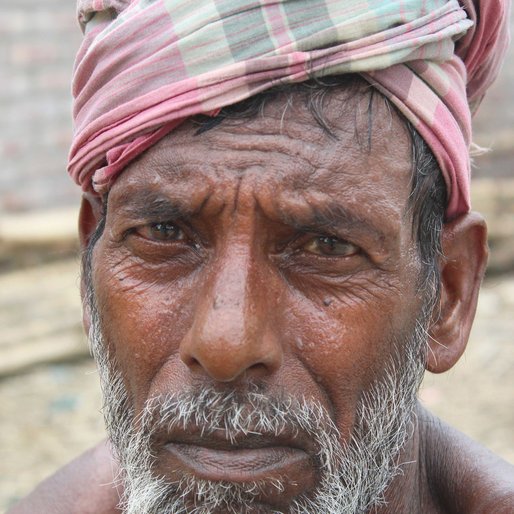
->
[163,442,312,483]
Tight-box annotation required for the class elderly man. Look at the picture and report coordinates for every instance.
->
[10,0,514,513]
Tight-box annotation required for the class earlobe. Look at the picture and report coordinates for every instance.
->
[426,212,488,374]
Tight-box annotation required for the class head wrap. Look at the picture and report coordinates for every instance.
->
[70,0,510,219]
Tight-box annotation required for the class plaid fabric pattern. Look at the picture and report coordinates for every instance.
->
[69,0,510,218]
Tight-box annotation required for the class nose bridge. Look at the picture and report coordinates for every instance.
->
[180,239,282,382]
[212,245,251,315]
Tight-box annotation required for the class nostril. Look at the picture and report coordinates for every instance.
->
[248,362,268,374]
[181,352,201,369]
[243,361,276,380]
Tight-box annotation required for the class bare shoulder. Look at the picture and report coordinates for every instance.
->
[7,440,121,514]
[419,407,514,514]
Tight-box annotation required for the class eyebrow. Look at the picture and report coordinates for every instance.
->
[111,188,390,242]
[111,189,205,222]
[277,201,389,242]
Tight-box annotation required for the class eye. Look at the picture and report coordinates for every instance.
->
[302,236,359,257]
[135,222,185,242]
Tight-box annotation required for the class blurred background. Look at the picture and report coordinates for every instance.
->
[0,2,513,511]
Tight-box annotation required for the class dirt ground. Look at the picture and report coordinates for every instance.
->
[1,274,513,512]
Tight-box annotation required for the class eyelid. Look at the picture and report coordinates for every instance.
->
[303,235,360,256]
[140,222,184,240]
[123,220,183,241]
[292,231,357,248]
[127,220,208,255]
[279,232,369,267]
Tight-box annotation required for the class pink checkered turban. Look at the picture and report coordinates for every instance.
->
[70,0,510,219]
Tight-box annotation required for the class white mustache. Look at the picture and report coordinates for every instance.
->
[138,387,338,445]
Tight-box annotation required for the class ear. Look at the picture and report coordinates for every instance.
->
[426,212,488,373]
[78,192,104,250]
[78,193,104,334]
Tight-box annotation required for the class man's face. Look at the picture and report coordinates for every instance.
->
[86,88,430,513]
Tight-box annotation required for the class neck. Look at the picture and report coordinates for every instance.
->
[370,403,437,514]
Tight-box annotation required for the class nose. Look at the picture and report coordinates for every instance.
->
[179,248,283,382]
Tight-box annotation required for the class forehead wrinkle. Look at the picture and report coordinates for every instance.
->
[111,85,412,229]
[201,132,326,174]
[156,137,327,191]
[119,88,383,189]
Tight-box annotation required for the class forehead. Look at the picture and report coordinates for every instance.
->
[110,87,413,227]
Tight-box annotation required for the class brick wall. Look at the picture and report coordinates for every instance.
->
[0,4,512,214]
[0,0,82,213]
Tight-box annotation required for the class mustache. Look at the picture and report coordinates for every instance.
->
[123,386,347,487]
[137,386,339,445]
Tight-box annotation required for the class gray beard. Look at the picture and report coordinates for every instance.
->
[86,285,427,514]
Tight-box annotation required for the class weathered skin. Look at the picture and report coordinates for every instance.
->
[9,90,514,513]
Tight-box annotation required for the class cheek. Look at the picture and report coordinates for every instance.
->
[281,282,421,433]
[93,255,198,407]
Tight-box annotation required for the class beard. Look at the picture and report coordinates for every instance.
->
[85,278,428,513]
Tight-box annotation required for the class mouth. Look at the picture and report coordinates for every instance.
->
[165,440,309,482]
[153,428,318,500]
